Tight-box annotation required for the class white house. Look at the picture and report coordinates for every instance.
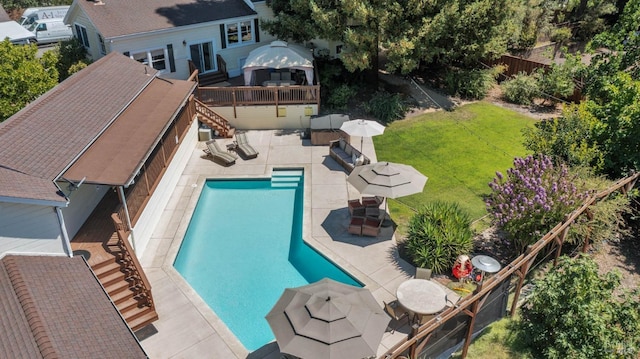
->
[65,0,279,80]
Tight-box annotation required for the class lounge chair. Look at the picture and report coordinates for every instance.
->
[203,139,237,166]
[235,132,259,159]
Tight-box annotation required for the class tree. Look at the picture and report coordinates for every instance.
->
[584,72,640,177]
[586,0,640,90]
[383,0,519,73]
[485,155,589,253]
[54,38,90,81]
[0,40,58,122]
[519,255,640,359]
[262,0,386,74]
[523,104,603,170]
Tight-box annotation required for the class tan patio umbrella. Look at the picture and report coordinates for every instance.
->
[339,119,385,153]
[347,161,428,199]
[348,162,428,224]
[265,278,390,359]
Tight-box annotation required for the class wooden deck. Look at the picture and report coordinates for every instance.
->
[71,190,159,331]
[71,190,120,267]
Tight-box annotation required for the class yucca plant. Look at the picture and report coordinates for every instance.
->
[405,201,474,274]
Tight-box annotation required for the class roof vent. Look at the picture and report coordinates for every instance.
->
[94,0,105,5]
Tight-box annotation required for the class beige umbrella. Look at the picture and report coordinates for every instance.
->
[340,119,385,153]
[348,162,428,225]
[265,278,390,359]
[347,161,428,199]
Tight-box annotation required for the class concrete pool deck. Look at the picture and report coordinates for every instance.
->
[138,130,420,358]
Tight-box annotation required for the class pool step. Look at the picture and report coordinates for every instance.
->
[271,170,302,188]
[272,169,304,177]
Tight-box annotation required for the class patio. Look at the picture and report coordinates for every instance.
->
[137,130,449,358]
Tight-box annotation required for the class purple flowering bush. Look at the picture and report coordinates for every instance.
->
[486,155,588,253]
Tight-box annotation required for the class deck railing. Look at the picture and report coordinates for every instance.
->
[380,171,640,359]
[110,213,154,310]
[197,85,321,107]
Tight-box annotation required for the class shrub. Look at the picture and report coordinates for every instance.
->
[567,168,634,247]
[405,201,474,273]
[485,155,589,253]
[519,255,640,359]
[326,84,357,110]
[364,90,408,124]
[502,72,540,105]
[445,66,503,100]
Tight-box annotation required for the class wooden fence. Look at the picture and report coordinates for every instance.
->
[484,54,583,103]
[380,171,640,359]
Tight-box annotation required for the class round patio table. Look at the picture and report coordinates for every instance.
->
[396,279,447,316]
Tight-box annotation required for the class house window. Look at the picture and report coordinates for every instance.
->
[225,20,253,46]
[130,48,168,71]
[75,24,90,48]
[189,41,216,73]
[98,34,106,55]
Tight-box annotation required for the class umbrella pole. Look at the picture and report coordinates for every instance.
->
[360,136,364,154]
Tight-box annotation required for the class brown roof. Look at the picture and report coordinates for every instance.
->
[77,0,257,39]
[0,52,194,203]
[63,77,196,185]
[0,255,148,359]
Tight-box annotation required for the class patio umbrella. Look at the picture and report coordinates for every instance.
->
[348,162,428,225]
[265,278,390,359]
[339,119,385,153]
[347,161,428,199]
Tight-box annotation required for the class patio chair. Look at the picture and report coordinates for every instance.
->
[361,217,383,237]
[203,139,237,166]
[415,267,432,280]
[362,196,383,208]
[348,217,364,236]
[280,71,292,81]
[383,300,409,333]
[348,199,365,217]
[234,132,259,159]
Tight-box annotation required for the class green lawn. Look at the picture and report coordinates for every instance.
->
[374,101,536,231]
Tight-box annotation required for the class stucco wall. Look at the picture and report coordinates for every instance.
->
[0,202,65,255]
[132,118,199,257]
[212,104,317,129]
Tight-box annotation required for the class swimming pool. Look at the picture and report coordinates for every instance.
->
[173,169,361,351]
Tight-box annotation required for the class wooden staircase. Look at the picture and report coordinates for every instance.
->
[92,255,158,331]
[194,98,236,138]
[189,55,229,87]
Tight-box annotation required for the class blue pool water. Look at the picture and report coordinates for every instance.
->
[173,169,361,351]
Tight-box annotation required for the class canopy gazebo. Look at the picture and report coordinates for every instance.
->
[242,40,315,86]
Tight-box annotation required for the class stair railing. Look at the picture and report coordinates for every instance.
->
[110,213,155,309]
[194,98,235,137]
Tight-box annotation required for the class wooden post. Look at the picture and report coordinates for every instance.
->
[581,208,594,253]
[510,246,534,317]
[553,225,570,266]
[232,90,237,118]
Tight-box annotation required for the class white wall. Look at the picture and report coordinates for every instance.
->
[0,202,66,255]
[60,184,110,239]
[132,118,199,257]
[212,104,317,129]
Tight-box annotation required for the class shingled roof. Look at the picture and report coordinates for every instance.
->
[0,52,195,204]
[0,255,148,359]
[77,0,257,39]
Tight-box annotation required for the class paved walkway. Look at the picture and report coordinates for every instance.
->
[137,130,447,358]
